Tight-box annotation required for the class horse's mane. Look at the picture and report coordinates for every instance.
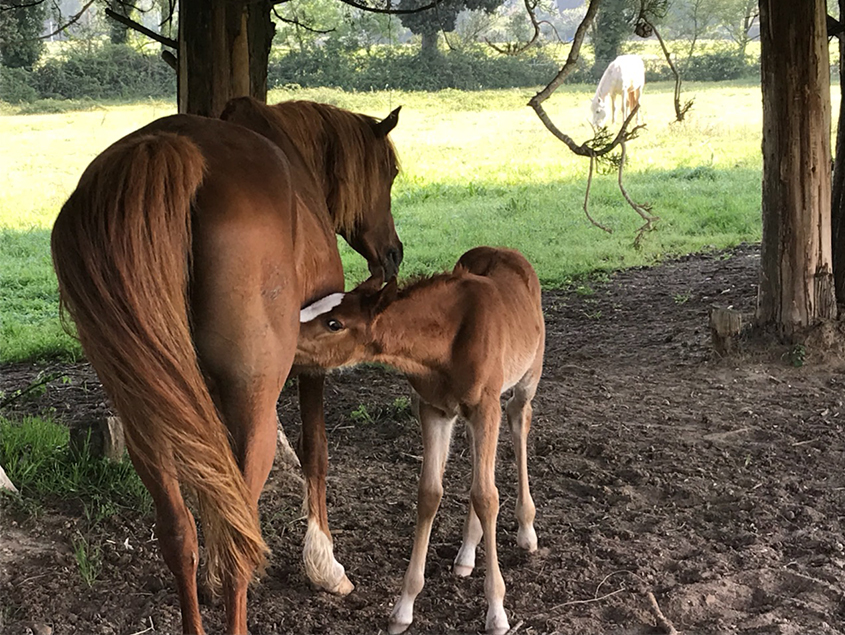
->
[397,271,457,296]
[266,100,399,234]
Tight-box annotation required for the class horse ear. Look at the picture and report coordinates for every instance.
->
[356,274,384,296]
[373,276,399,315]
[373,106,401,137]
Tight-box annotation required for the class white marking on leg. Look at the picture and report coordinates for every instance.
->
[454,502,481,577]
[303,518,352,594]
[300,293,345,323]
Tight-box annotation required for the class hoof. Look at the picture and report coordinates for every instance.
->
[327,574,354,596]
[388,599,413,634]
[486,610,509,635]
[453,562,474,577]
[517,525,538,552]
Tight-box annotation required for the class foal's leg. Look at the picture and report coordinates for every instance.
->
[298,373,353,595]
[127,446,204,635]
[453,488,482,577]
[469,396,509,635]
[506,374,540,553]
[389,401,456,635]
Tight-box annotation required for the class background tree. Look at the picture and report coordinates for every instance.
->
[0,1,47,70]
[396,0,505,57]
[662,0,721,61]
[712,0,757,59]
[590,0,633,77]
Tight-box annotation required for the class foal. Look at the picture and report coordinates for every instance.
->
[297,246,545,635]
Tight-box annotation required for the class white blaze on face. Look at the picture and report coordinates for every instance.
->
[300,293,345,323]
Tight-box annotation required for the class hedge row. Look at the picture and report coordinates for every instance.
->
[1,43,762,105]
[1,44,175,104]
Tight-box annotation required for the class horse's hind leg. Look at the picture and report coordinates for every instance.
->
[389,400,456,635]
[506,369,541,553]
[127,446,204,635]
[298,373,354,595]
[211,370,287,634]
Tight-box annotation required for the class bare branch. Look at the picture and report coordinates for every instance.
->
[0,0,45,11]
[334,0,442,15]
[648,21,693,121]
[105,7,178,48]
[39,0,96,40]
[272,6,335,33]
[528,0,601,107]
[617,139,659,247]
[583,155,613,233]
[486,0,540,56]
[161,49,177,71]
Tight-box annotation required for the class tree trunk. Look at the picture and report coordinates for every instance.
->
[833,0,845,300]
[178,0,274,116]
[757,0,837,337]
[420,30,439,57]
[247,0,275,102]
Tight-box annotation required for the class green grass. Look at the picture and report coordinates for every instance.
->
[0,415,151,516]
[0,82,797,362]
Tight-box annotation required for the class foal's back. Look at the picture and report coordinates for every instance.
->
[452,247,544,391]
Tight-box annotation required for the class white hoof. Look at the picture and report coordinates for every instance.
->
[388,599,413,634]
[453,562,474,577]
[454,547,476,577]
[517,525,538,552]
[486,606,509,635]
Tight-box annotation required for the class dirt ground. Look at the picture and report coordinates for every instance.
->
[3,243,845,635]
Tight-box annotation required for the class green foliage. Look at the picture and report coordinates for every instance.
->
[397,0,504,43]
[591,0,636,78]
[72,532,103,587]
[0,66,37,103]
[33,44,175,101]
[0,1,46,70]
[270,45,560,91]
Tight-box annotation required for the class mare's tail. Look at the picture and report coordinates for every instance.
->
[51,131,268,587]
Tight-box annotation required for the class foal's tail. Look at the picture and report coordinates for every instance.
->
[51,132,268,588]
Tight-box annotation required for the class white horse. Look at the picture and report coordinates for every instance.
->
[591,54,645,127]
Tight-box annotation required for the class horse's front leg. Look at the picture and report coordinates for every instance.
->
[389,400,456,634]
[298,373,354,595]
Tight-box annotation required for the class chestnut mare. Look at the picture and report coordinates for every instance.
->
[51,97,402,635]
[297,246,545,635]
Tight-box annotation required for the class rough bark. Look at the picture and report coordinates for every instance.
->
[178,0,257,117]
[832,0,845,300]
[757,0,837,337]
[247,0,275,102]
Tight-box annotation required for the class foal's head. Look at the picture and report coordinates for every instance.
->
[297,277,398,369]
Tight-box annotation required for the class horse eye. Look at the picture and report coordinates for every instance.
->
[326,318,343,332]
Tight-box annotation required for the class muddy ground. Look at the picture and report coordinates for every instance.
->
[2,243,845,635]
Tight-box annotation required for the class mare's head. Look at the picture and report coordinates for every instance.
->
[296,277,399,369]
[279,101,405,281]
[590,96,608,128]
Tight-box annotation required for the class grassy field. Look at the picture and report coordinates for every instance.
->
[0,81,781,363]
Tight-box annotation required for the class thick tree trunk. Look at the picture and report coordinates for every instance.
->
[833,0,845,300]
[247,0,275,102]
[420,31,439,57]
[757,0,837,337]
[178,0,274,116]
